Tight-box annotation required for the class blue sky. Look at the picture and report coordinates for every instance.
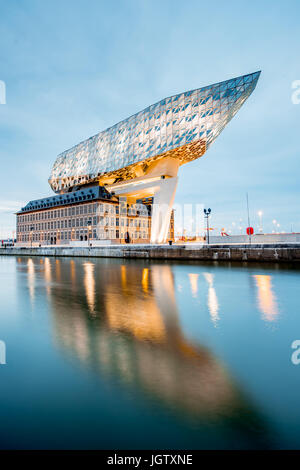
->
[0,0,299,237]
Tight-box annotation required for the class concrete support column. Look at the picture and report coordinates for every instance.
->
[150,177,178,244]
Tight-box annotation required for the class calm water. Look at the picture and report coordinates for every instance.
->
[0,255,300,449]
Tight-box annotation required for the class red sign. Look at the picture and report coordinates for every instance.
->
[246,227,254,235]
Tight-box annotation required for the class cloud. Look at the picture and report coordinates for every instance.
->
[0,200,24,213]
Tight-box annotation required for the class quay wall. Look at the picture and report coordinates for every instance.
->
[1,244,300,262]
[209,233,300,244]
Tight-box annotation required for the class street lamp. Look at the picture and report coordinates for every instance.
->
[204,208,211,245]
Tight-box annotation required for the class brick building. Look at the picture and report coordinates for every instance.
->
[16,186,174,246]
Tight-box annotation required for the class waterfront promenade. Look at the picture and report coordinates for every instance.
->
[1,243,300,262]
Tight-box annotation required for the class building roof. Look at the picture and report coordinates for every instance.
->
[17,185,114,214]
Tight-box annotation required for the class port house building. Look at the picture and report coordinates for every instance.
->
[16,186,175,245]
[16,72,259,246]
[17,188,166,245]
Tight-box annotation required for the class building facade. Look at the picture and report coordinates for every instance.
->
[16,186,174,245]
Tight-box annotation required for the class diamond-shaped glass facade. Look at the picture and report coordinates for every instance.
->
[49,71,260,193]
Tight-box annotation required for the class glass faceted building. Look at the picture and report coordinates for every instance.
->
[49,71,261,193]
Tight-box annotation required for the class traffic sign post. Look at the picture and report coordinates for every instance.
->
[246,226,254,244]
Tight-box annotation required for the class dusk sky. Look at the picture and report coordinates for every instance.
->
[0,0,299,238]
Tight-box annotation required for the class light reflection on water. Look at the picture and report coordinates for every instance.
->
[203,273,220,327]
[253,274,279,322]
[0,256,300,449]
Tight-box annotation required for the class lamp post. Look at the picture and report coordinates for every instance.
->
[204,208,211,245]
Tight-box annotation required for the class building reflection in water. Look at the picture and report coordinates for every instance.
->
[188,273,199,298]
[141,268,149,294]
[105,265,166,343]
[253,275,279,322]
[70,259,76,292]
[55,259,61,282]
[203,272,220,326]
[54,260,234,415]
[17,257,268,443]
[44,260,253,420]
[83,262,96,315]
[27,258,35,303]
[44,257,52,296]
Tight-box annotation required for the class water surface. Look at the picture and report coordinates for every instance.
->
[0,256,299,449]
